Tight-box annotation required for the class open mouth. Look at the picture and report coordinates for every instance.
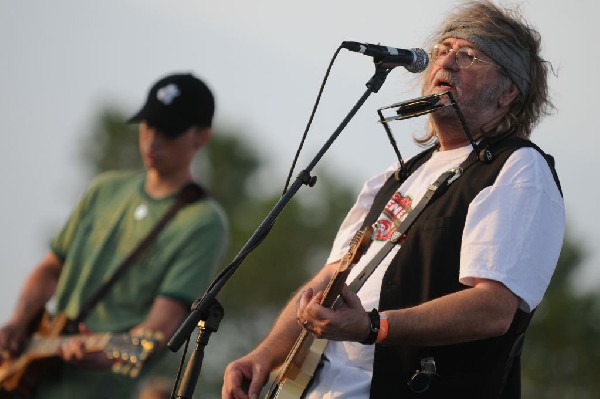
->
[434,79,453,90]
[432,71,458,92]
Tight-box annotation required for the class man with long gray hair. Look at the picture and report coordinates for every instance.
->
[222,1,564,398]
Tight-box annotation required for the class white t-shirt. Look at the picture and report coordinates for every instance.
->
[305,144,565,399]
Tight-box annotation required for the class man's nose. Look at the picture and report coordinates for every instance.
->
[439,51,458,70]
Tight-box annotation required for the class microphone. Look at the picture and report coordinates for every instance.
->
[341,41,429,73]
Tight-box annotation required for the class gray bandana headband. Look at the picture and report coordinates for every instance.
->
[441,22,531,101]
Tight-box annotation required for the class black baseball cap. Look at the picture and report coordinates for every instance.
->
[128,73,214,137]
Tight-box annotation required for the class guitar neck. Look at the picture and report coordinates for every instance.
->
[26,333,112,357]
[319,230,369,308]
[319,268,351,309]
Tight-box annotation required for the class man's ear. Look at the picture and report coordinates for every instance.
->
[194,128,212,149]
[498,84,519,108]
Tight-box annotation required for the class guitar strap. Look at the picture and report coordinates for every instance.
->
[67,182,208,332]
[345,153,478,297]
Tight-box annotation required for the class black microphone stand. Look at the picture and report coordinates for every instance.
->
[167,62,393,399]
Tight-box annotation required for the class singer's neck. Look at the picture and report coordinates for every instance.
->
[434,118,480,151]
[433,101,508,151]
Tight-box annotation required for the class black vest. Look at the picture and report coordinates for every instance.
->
[360,137,561,398]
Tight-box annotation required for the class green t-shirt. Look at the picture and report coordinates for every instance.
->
[35,171,228,399]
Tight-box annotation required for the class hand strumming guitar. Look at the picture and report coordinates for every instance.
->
[0,321,29,362]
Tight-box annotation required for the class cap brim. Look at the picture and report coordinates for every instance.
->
[128,115,191,137]
[127,106,147,124]
[128,96,196,136]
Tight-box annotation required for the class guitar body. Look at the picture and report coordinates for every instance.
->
[266,336,327,399]
[0,357,60,399]
[0,312,69,399]
[265,226,374,399]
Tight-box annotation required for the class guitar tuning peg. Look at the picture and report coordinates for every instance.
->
[129,366,141,379]
[105,331,160,379]
[131,336,140,346]
[140,339,156,352]
[112,362,123,374]
[119,363,132,376]
[136,328,154,338]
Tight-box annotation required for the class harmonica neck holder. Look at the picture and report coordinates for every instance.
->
[377,91,482,178]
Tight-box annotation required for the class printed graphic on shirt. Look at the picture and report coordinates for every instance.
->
[375,192,413,241]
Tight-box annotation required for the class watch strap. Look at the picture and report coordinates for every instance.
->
[361,308,380,345]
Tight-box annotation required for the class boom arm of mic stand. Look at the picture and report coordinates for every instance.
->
[166,64,392,396]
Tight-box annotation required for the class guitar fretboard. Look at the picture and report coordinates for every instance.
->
[26,333,112,356]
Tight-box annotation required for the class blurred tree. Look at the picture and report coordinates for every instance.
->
[83,107,141,173]
[522,237,600,398]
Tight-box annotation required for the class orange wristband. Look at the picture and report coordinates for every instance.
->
[376,313,388,343]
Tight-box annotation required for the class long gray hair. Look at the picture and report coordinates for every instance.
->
[417,0,553,145]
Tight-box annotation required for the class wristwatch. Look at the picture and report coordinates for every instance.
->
[360,308,380,345]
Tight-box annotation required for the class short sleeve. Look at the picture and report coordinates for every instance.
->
[50,176,105,261]
[459,147,565,312]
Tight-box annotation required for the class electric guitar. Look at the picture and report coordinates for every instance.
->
[0,312,161,399]
[265,226,374,399]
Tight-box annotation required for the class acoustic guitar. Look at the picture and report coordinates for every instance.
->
[265,226,374,398]
[0,312,160,399]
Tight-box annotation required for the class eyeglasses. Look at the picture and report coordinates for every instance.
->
[430,43,493,69]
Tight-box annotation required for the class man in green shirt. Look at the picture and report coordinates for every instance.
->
[0,73,229,398]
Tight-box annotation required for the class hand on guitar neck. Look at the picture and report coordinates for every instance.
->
[57,322,164,370]
[55,322,115,369]
[296,284,371,343]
